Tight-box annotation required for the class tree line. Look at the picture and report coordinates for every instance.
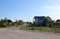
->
[0,16,60,27]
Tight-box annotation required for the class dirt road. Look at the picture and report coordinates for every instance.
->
[0,27,60,39]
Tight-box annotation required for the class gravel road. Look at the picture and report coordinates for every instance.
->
[0,27,60,39]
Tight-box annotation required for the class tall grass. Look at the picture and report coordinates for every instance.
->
[20,27,53,32]
[20,26,60,33]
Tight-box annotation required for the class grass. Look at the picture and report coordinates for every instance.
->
[20,26,54,32]
[20,26,60,33]
[54,28,60,33]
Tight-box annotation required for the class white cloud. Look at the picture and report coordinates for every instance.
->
[48,0,60,2]
[39,5,60,20]
[43,5,60,14]
[48,0,60,5]
[47,0,60,5]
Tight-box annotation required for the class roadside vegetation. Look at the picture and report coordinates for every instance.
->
[20,26,60,33]
[0,17,60,33]
[20,16,60,33]
[0,18,12,28]
[0,18,24,28]
[20,27,53,32]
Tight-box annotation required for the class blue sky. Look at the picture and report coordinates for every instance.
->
[0,0,60,22]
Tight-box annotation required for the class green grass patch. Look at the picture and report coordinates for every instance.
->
[20,26,54,32]
[20,26,60,33]
[54,28,60,33]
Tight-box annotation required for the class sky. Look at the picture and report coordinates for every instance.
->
[0,0,60,22]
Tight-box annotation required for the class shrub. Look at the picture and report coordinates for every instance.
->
[0,22,6,27]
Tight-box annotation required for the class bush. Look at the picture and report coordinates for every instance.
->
[0,22,13,28]
[0,22,6,27]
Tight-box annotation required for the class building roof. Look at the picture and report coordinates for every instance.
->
[34,16,45,18]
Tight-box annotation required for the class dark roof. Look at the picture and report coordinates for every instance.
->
[34,16,45,18]
[56,19,60,22]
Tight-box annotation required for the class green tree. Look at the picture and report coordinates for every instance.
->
[0,18,13,27]
[45,16,52,22]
